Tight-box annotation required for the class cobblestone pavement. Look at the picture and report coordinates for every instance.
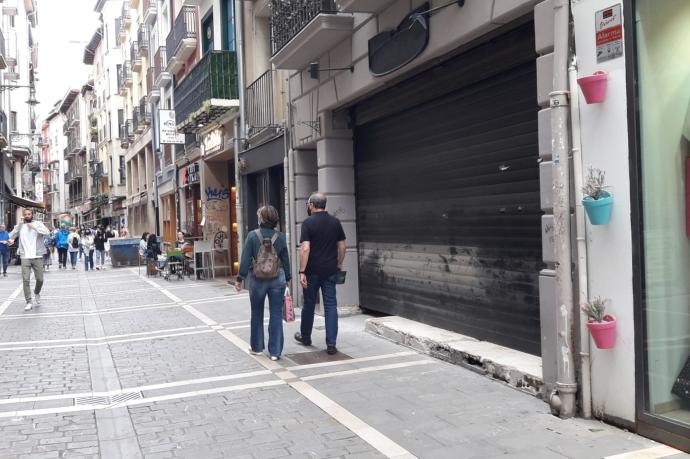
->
[0,260,687,459]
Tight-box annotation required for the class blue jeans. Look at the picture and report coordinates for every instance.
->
[301,273,338,346]
[69,251,78,267]
[84,250,94,270]
[248,270,286,357]
[0,251,9,273]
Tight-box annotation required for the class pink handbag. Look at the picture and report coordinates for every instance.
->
[283,287,295,323]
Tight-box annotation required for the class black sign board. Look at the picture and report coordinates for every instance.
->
[368,3,430,77]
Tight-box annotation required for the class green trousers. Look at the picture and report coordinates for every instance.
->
[21,257,44,303]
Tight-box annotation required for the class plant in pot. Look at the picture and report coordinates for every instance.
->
[582,297,617,349]
[582,166,613,225]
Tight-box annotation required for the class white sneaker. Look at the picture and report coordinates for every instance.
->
[249,349,262,355]
[24,303,33,311]
[270,356,279,361]
[34,294,41,307]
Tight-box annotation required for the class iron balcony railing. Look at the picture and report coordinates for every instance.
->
[153,46,167,84]
[166,5,197,60]
[246,70,274,138]
[89,148,97,163]
[131,41,141,70]
[139,97,151,125]
[138,24,149,54]
[121,3,131,25]
[119,124,129,148]
[143,0,157,24]
[174,51,238,125]
[133,109,141,133]
[270,0,338,55]
[123,61,132,86]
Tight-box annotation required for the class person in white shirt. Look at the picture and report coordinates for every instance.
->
[8,209,50,311]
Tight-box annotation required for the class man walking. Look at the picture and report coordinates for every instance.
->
[294,192,346,355]
[8,209,50,311]
[0,224,10,277]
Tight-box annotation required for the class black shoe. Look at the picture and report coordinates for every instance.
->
[326,346,337,355]
[294,332,312,346]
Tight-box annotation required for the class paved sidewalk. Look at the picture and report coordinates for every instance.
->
[0,261,687,459]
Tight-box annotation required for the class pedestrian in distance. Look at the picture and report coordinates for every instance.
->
[146,233,161,276]
[42,227,54,271]
[104,225,116,262]
[94,228,107,270]
[139,232,149,264]
[82,230,95,271]
[67,228,81,270]
[7,209,50,311]
[295,192,346,355]
[236,205,291,361]
[55,224,70,269]
[0,223,10,277]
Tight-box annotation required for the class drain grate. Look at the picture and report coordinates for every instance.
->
[74,391,143,407]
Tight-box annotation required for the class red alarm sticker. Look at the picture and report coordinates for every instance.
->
[595,4,623,63]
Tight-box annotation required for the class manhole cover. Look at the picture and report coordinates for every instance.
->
[285,350,352,366]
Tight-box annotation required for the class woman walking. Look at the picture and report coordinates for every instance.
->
[94,228,107,270]
[235,206,291,361]
[82,230,95,271]
[55,225,70,269]
[67,228,81,270]
[42,227,54,270]
[146,234,161,276]
[139,232,149,264]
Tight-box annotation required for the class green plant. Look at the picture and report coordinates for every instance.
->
[582,297,608,323]
[582,166,609,200]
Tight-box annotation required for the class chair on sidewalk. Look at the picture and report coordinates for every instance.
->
[193,240,214,280]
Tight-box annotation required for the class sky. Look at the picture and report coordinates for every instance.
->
[36,0,101,122]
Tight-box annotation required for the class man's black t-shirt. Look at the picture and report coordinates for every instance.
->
[300,212,346,277]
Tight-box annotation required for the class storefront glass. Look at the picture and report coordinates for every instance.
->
[636,0,690,430]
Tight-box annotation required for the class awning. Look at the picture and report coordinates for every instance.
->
[2,192,45,210]
[241,134,286,175]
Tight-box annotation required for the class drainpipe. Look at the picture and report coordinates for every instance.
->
[233,0,246,254]
[151,102,161,237]
[549,0,577,419]
[282,127,290,256]
[288,147,298,305]
[569,56,592,419]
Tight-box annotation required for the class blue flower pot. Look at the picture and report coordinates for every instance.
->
[582,192,613,225]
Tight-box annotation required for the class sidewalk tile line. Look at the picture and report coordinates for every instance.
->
[0,303,180,320]
[301,360,435,381]
[603,446,684,459]
[0,329,216,351]
[286,351,418,371]
[0,380,287,419]
[140,275,418,459]
[0,325,209,346]
[0,369,275,407]
[0,284,22,315]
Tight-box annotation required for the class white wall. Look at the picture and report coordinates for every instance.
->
[572,0,635,423]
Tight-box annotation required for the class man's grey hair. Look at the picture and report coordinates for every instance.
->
[308,192,327,210]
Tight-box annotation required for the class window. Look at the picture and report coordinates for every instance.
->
[117,109,124,135]
[119,156,126,185]
[10,111,17,132]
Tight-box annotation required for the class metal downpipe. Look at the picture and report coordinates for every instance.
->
[550,0,577,418]
[234,0,247,254]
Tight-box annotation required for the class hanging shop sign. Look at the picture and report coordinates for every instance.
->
[595,4,623,63]
[183,162,200,186]
[368,3,430,77]
[158,109,186,144]
[202,128,224,156]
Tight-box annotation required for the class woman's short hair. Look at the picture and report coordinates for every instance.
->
[141,232,149,240]
[257,205,280,229]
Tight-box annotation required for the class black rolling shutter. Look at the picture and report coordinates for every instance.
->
[354,22,542,355]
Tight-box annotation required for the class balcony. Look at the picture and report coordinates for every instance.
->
[143,0,157,25]
[133,109,144,134]
[336,0,395,13]
[131,42,142,72]
[138,24,149,56]
[166,5,197,74]
[123,61,133,87]
[270,0,352,69]
[0,111,6,148]
[89,149,98,163]
[153,46,170,89]
[119,124,129,148]
[174,51,239,133]
[246,70,278,139]
[91,162,107,179]
[121,3,131,28]
[118,18,127,45]
[28,153,41,172]
[0,29,6,69]
[139,97,151,126]
[146,66,154,98]
[127,119,135,142]
[91,193,109,208]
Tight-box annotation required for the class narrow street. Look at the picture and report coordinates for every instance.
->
[0,264,683,459]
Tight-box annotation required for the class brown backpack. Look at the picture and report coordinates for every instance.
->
[252,229,280,279]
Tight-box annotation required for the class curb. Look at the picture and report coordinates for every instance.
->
[365,316,544,398]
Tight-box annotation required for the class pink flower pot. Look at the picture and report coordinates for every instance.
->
[577,71,608,104]
[587,314,617,349]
